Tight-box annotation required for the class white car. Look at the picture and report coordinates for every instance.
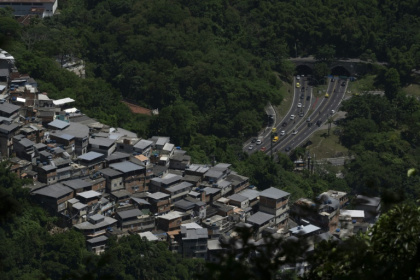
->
[297,103,302,108]
[248,145,254,150]
[280,130,286,136]
[256,139,262,145]
[296,75,300,80]
[292,130,298,135]
[331,110,336,114]
[290,115,295,120]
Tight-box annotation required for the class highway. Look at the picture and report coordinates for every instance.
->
[245,76,347,155]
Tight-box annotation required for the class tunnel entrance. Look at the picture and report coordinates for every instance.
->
[331,66,351,77]
[295,65,313,76]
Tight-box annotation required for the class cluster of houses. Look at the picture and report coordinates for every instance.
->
[0,48,382,274]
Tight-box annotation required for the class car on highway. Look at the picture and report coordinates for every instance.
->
[306,96,310,101]
[256,139,262,145]
[300,93,304,98]
[292,130,298,135]
[260,147,267,152]
[290,114,295,120]
[296,75,300,80]
[296,82,300,88]
[280,130,285,136]
[331,78,335,82]
[325,93,329,98]
[307,122,313,127]
[331,109,336,114]
[252,138,257,143]
[272,127,277,133]
[306,117,311,122]
[316,120,323,126]
[297,103,302,108]
[299,111,304,117]
[272,136,279,142]
[341,81,346,86]
[282,122,288,127]
[248,145,254,150]
[285,146,291,152]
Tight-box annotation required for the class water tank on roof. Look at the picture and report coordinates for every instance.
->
[352,220,356,224]
[336,228,340,232]
[42,162,47,165]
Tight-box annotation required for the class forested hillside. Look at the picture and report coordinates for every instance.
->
[3,0,420,158]
[1,1,420,279]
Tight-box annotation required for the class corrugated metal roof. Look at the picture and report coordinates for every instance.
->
[78,151,104,161]
[89,137,115,147]
[110,161,144,173]
[76,190,101,199]
[148,192,170,200]
[289,224,320,235]
[48,119,70,130]
[228,194,248,202]
[117,208,142,220]
[62,179,92,190]
[133,139,153,150]
[32,183,72,198]
[0,102,20,114]
[53,97,75,106]
[238,189,260,200]
[100,168,122,177]
[166,182,192,193]
[86,235,108,244]
[259,187,290,199]
[246,211,274,226]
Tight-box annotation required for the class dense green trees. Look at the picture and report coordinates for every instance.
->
[339,93,420,201]
[306,203,420,280]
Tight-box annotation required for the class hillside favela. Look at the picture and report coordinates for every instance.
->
[0,1,420,280]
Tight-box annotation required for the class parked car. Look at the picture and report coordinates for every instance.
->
[316,120,323,126]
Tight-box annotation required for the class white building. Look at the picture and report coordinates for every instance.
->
[0,0,58,18]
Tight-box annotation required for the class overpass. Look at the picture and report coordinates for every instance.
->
[289,56,385,77]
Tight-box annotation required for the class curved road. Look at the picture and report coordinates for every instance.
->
[245,76,347,155]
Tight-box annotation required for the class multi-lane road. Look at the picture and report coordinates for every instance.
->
[245,76,347,155]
